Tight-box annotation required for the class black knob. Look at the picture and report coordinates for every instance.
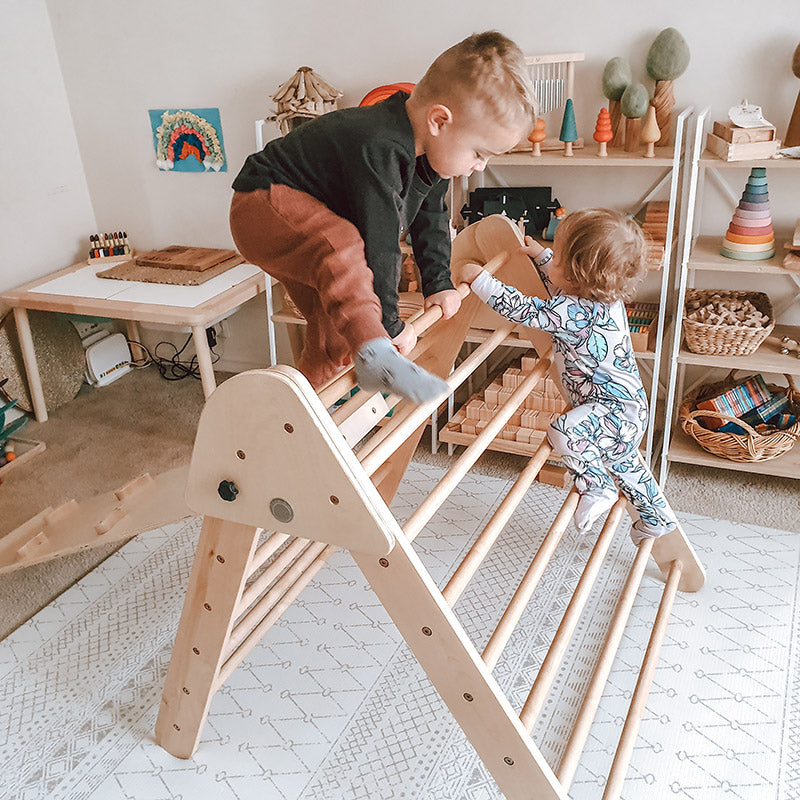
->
[217,480,239,502]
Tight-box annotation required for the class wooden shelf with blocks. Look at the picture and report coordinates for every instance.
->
[439,355,569,487]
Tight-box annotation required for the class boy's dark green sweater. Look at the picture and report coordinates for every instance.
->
[232,91,453,337]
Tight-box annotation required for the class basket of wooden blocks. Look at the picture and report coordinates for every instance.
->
[683,289,774,356]
[679,372,800,462]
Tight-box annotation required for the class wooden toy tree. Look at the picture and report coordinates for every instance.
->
[621,83,649,154]
[641,105,660,157]
[593,108,613,157]
[646,28,690,147]
[559,98,577,157]
[786,42,800,147]
[602,57,631,148]
[528,118,547,157]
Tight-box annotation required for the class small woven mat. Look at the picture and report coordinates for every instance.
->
[0,311,85,413]
[97,255,244,286]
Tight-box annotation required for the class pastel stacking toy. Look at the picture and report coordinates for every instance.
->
[720,167,775,260]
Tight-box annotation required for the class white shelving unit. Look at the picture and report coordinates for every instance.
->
[465,107,694,465]
[660,106,800,481]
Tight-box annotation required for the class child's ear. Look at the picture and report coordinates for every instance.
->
[427,104,453,135]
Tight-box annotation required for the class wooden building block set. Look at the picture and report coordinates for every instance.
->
[625,301,659,352]
[640,200,669,268]
[706,118,780,162]
[154,216,705,800]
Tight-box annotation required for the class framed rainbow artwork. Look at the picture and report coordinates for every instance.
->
[148,107,227,172]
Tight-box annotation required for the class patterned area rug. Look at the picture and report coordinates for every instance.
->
[1,463,798,800]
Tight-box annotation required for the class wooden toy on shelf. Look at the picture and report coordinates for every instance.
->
[521,53,585,153]
[777,335,800,359]
[720,167,776,260]
[559,98,577,157]
[621,83,649,154]
[154,214,705,800]
[593,107,613,156]
[528,117,546,156]
[646,27,690,147]
[642,105,661,157]
[87,231,133,264]
[267,66,342,136]
[706,104,780,161]
[784,220,800,270]
[641,201,669,268]
[602,56,632,148]
[786,43,800,147]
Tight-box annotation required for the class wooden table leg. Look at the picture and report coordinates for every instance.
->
[191,325,216,398]
[125,319,141,343]
[12,307,48,423]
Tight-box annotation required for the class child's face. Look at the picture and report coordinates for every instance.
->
[423,105,523,179]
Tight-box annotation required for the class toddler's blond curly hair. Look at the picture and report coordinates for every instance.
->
[554,208,647,304]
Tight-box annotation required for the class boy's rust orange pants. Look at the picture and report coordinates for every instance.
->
[230,186,386,388]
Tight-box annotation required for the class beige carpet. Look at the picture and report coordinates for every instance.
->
[1,364,798,640]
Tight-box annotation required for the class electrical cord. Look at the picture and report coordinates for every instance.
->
[126,332,220,382]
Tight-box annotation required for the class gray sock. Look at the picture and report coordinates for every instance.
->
[354,338,449,405]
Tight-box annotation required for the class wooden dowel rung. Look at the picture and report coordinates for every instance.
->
[247,531,289,576]
[443,441,552,607]
[556,537,655,789]
[401,358,551,543]
[601,558,683,800]
[227,540,327,658]
[520,498,626,731]
[237,537,310,618]
[216,544,337,690]
[359,323,515,476]
[482,489,579,671]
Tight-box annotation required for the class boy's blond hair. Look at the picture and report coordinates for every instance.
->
[414,31,538,130]
[555,209,647,304]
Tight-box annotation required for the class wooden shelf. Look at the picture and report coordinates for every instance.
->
[667,426,800,479]
[688,235,795,274]
[490,146,676,168]
[677,323,800,376]
[0,437,45,477]
[699,153,800,170]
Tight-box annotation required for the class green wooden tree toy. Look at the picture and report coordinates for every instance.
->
[559,98,578,157]
[646,27,690,147]
[602,57,632,148]
[621,83,649,154]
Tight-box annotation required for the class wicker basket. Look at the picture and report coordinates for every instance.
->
[683,290,774,356]
[679,372,800,462]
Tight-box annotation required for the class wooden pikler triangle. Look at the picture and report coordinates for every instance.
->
[155,215,705,799]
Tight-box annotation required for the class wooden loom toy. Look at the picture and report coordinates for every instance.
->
[154,215,706,799]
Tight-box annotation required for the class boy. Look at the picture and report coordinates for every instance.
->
[230,31,536,403]
[460,209,679,545]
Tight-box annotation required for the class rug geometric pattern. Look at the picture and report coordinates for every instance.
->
[0,462,798,800]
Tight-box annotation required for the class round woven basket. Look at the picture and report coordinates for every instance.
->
[683,289,774,356]
[679,373,800,462]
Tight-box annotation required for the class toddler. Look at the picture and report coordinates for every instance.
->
[460,208,679,545]
[230,32,536,404]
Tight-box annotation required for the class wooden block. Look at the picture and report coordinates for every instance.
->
[537,462,569,488]
[134,246,238,272]
[95,506,128,536]
[713,119,775,143]
[705,132,780,162]
[794,220,800,248]
[114,472,154,501]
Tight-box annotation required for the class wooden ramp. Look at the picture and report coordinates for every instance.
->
[155,215,705,799]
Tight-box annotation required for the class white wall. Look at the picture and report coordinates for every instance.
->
[0,0,96,293]
[6,0,800,362]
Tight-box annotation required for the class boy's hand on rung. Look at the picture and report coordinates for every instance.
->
[424,289,462,319]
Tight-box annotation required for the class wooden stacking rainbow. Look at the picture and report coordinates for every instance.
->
[720,167,775,260]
